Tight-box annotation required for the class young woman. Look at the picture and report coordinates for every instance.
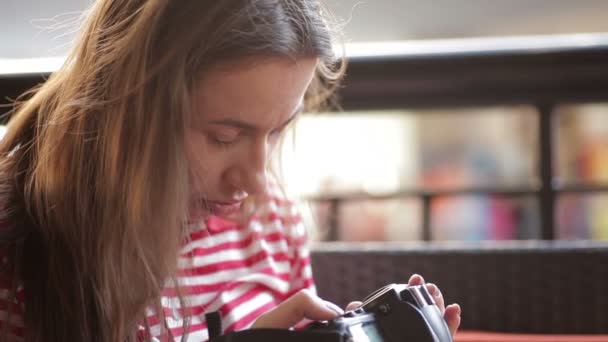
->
[0,1,460,341]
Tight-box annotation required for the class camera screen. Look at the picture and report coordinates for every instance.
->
[349,322,384,342]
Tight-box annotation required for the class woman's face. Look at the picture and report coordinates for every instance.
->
[186,57,317,220]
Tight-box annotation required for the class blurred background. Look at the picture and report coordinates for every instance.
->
[2,0,608,242]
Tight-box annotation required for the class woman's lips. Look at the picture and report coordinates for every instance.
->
[207,200,243,217]
[189,193,247,220]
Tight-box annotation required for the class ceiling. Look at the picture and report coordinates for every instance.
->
[2,0,608,58]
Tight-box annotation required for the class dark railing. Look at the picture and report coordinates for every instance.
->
[2,34,608,241]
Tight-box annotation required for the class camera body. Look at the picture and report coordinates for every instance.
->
[305,284,453,342]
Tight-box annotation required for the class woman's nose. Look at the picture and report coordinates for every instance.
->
[229,139,270,195]
[246,169,269,195]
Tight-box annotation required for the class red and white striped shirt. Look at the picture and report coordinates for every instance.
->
[0,194,314,341]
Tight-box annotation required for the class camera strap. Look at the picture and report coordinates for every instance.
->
[209,329,345,342]
[206,312,345,342]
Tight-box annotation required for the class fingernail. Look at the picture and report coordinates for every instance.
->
[324,301,344,315]
[412,273,425,283]
[453,304,461,315]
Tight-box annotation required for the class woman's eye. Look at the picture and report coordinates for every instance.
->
[211,135,238,147]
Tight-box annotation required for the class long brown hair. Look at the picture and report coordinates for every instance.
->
[0,1,344,341]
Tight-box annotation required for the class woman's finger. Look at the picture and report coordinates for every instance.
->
[408,274,425,286]
[444,304,461,336]
[344,301,363,312]
[252,289,341,329]
[425,283,445,314]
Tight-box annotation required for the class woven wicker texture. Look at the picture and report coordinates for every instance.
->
[311,242,608,334]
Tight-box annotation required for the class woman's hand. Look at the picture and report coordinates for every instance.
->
[345,274,461,337]
[251,289,343,329]
[408,274,461,336]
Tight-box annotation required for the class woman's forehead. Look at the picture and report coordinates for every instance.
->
[190,57,317,127]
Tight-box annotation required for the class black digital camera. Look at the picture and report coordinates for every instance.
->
[304,283,453,342]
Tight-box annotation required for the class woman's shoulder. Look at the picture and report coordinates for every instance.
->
[0,241,24,298]
[0,242,26,341]
[0,217,26,295]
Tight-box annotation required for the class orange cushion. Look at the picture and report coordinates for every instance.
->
[455,331,608,342]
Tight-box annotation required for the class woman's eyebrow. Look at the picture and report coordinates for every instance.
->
[207,104,303,132]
